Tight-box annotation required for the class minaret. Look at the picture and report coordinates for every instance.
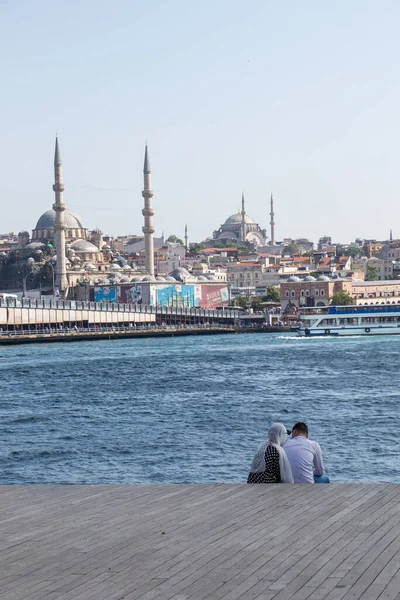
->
[270,192,275,246]
[52,137,68,293]
[142,144,155,276]
[241,192,246,243]
[390,229,393,242]
[184,223,188,253]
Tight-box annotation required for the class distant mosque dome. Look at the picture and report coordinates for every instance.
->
[224,212,256,225]
[287,275,301,282]
[142,275,156,282]
[317,275,330,281]
[303,275,316,282]
[210,195,267,246]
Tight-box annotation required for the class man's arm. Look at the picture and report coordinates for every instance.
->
[313,442,324,476]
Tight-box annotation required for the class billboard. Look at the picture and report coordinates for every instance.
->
[117,284,144,304]
[197,285,230,308]
[156,284,198,307]
[94,286,117,302]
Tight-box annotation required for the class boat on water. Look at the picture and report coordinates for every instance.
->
[296,304,400,337]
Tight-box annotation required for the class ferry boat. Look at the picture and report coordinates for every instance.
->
[297,304,400,337]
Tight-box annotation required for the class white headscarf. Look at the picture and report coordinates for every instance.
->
[249,423,294,483]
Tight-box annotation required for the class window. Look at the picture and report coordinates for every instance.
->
[320,289,324,296]
[291,290,295,297]
[285,290,289,297]
[306,290,310,297]
[315,290,319,296]
[301,290,305,296]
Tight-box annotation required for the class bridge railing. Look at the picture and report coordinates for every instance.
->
[0,297,240,320]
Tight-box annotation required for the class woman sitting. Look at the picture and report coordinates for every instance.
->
[247,423,294,484]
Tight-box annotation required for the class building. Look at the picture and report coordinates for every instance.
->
[352,280,400,305]
[280,276,353,312]
[210,194,267,246]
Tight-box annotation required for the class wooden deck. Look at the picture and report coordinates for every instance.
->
[1,484,400,599]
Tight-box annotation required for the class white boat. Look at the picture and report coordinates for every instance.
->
[297,304,400,337]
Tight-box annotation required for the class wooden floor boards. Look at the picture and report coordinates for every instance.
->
[0,484,400,600]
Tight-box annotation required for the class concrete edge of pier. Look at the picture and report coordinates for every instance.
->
[1,482,399,600]
[0,325,290,345]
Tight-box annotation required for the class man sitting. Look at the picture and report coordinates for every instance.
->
[283,422,329,483]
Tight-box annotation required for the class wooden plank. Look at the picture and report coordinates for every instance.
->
[2,485,400,600]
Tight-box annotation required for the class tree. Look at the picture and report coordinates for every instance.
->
[365,266,378,281]
[344,246,365,258]
[166,234,184,245]
[188,243,204,254]
[265,285,280,303]
[330,291,353,306]
[234,296,248,308]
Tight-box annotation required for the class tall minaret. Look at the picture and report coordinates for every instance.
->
[241,192,246,243]
[52,137,68,293]
[390,229,393,242]
[270,192,275,246]
[184,223,188,253]
[142,144,155,276]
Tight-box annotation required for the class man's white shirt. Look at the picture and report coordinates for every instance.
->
[283,436,324,483]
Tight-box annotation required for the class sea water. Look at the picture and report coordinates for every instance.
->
[0,333,399,484]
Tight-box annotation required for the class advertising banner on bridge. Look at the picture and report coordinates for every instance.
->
[94,286,117,303]
[197,285,230,308]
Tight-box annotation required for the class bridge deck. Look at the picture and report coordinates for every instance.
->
[1,483,400,600]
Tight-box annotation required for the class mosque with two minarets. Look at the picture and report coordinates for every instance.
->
[15,137,274,306]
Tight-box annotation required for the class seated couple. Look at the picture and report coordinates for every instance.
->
[247,422,329,484]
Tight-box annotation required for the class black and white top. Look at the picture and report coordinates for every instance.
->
[247,445,281,483]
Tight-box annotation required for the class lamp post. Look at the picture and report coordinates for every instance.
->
[22,258,35,298]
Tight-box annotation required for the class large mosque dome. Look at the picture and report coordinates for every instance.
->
[210,196,267,246]
[35,209,85,230]
[32,208,89,242]
[224,212,256,225]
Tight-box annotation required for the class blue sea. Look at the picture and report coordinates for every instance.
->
[0,333,399,484]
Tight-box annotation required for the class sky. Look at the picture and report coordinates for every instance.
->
[1,0,400,245]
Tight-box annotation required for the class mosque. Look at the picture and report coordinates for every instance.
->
[16,138,231,307]
[209,193,275,246]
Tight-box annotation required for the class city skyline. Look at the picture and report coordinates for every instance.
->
[1,1,400,243]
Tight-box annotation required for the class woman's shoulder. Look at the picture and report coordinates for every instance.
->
[266,445,280,456]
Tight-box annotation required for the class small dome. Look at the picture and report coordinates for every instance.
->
[224,212,256,225]
[287,275,301,282]
[206,274,217,280]
[25,242,46,249]
[142,276,156,282]
[169,267,192,282]
[165,276,177,282]
[70,239,100,253]
[197,275,208,281]
[84,263,97,271]
[131,276,144,282]
[35,208,85,230]
[119,277,130,283]
[317,275,330,281]
[303,275,316,282]
[156,276,166,281]
[110,263,122,271]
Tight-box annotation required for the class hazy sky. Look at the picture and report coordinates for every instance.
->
[1,0,399,244]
